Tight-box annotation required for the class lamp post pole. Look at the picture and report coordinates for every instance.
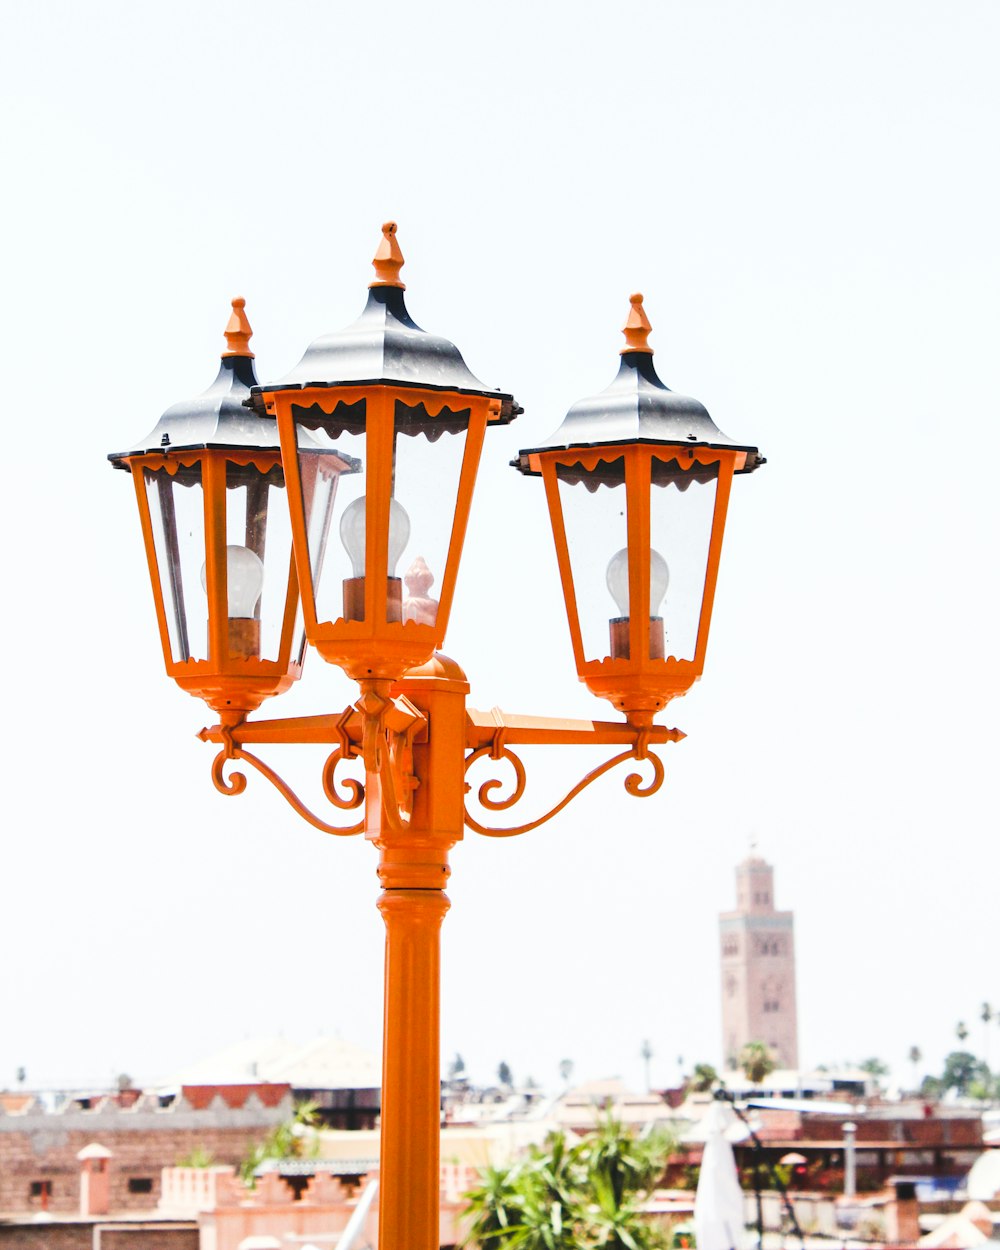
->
[374,657,468,1248]
[110,224,763,1250]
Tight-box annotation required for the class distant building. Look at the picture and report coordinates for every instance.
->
[160,1035,382,1130]
[719,854,799,1069]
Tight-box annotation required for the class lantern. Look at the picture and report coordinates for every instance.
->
[513,294,764,722]
[252,223,520,681]
[108,299,352,715]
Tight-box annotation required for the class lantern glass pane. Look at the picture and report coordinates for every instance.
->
[556,459,629,663]
[296,426,365,626]
[144,464,206,663]
[224,462,299,664]
[392,404,470,629]
[649,458,719,662]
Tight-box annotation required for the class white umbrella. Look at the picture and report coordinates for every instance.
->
[694,1101,747,1250]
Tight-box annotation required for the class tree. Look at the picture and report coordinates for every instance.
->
[859,1058,889,1079]
[738,1041,775,1085]
[908,1046,922,1092]
[982,1003,993,1070]
[449,1053,467,1081]
[956,1021,970,1045]
[497,1061,513,1088]
[462,1117,674,1250]
[640,1039,654,1092]
[941,1051,984,1096]
[686,1063,719,1094]
[241,1100,322,1185]
[559,1058,574,1085]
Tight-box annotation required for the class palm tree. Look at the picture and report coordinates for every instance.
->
[908,1046,922,1092]
[640,1039,654,1093]
[462,1119,673,1250]
[687,1063,719,1094]
[240,1100,321,1185]
[981,1004,993,1072]
[957,1021,969,1045]
[559,1058,574,1086]
[739,1041,775,1086]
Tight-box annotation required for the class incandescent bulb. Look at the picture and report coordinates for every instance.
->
[606,546,669,617]
[339,495,411,577]
[200,545,265,618]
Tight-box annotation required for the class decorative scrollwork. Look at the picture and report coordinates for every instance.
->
[322,709,366,811]
[322,747,365,811]
[209,744,363,837]
[464,743,665,838]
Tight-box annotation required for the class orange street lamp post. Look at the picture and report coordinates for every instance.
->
[110,225,763,1250]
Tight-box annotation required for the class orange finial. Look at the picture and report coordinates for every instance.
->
[370,221,406,289]
[621,292,653,354]
[222,297,254,358]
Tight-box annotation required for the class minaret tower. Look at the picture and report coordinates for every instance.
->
[719,851,799,1070]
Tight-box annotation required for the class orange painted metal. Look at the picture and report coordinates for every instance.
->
[532,442,744,722]
[268,384,499,682]
[126,447,303,715]
[373,655,469,1250]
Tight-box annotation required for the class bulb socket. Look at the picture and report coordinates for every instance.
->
[228,617,261,659]
[343,577,403,623]
[609,616,665,661]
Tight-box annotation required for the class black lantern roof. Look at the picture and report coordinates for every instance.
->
[513,294,763,476]
[109,299,280,468]
[251,223,520,423]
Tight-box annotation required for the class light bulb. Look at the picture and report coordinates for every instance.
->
[200,545,265,618]
[339,495,411,577]
[606,547,670,617]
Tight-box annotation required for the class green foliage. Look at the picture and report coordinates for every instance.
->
[686,1064,718,1094]
[462,1117,675,1250]
[498,1061,514,1088]
[738,1042,775,1085]
[858,1058,889,1078]
[941,1050,986,1096]
[240,1100,322,1185]
[176,1145,215,1168]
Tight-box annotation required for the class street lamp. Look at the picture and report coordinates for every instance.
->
[109,224,763,1250]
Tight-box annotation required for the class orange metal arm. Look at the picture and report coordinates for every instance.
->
[465,707,684,749]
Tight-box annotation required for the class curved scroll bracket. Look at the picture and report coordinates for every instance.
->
[463,737,668,839]
[207,717,364,837]
[354,683,424,834]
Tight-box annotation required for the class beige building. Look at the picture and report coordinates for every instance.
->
[719,854,799,1070]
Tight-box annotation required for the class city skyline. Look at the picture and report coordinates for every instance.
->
[0,0,997,1101]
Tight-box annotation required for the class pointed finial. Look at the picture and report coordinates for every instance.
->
[222,297,254,358]
[621,292,653,354]
[370,221,406,289]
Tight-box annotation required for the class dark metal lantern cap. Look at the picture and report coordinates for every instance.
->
[252,223,520,423]
[108,299,279,467]
[513,294,763,474]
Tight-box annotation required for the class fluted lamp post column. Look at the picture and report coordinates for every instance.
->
[110,225,763,1250]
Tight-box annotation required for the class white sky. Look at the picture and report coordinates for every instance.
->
[1,0,997,1097]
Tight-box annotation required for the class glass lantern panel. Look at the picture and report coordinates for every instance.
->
[556,459,629,663]
[224,462,298,664]
[143,464,207,664]
[295,412,365,627]
[391,403,470,629]
[648,457,719,662]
